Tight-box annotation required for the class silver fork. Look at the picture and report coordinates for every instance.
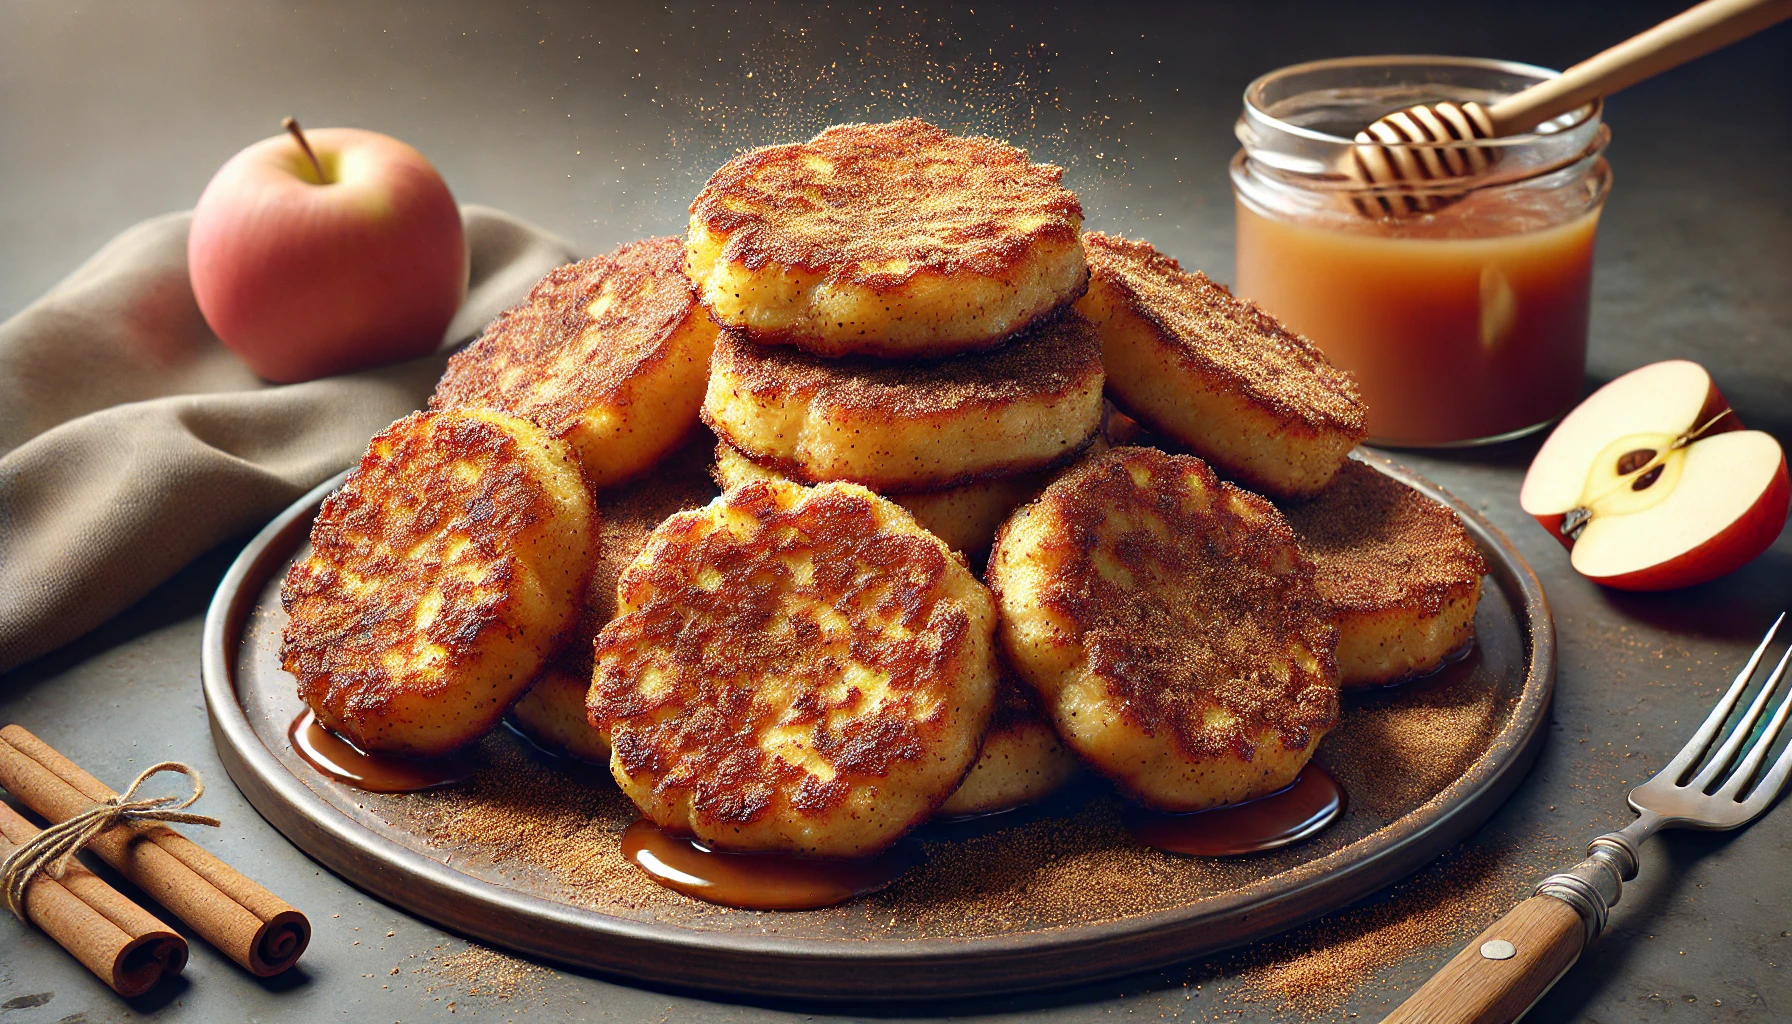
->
[1383,613,1792,1024]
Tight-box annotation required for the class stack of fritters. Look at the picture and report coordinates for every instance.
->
[694,118,1104,559]
[663,119,1107,840]
[283,237,723,760]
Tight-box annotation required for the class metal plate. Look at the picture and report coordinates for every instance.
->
[201,452,1554,1001]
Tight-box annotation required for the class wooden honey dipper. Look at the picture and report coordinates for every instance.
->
[1352,0,1792,216]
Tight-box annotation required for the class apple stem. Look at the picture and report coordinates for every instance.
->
[282,116,327,183]
[1674,407,1734,450]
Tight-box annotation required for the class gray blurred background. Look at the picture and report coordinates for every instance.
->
[3,1,1787,423]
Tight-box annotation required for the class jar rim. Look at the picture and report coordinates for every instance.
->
[1242,54,1601,149]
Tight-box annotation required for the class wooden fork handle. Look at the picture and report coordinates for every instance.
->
[1488,0,1792,134]
[1380,896,1585,1024]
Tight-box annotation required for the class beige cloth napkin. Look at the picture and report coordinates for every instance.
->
[0,206,579,673]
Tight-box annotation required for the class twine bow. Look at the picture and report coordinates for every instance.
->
[1,761,220,919]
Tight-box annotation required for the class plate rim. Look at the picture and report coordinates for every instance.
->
[201,451,1556,1001]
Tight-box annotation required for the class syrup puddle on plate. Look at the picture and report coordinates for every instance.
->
[1124,764,1347,856]
[1360,638,1478,693]
[288,710,477,792]
[621,818,924,910]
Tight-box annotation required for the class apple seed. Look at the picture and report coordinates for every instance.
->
[1616,448,1657,475]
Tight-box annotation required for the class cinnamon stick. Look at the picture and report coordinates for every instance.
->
[0,725,310,976]
[0,802,187,996]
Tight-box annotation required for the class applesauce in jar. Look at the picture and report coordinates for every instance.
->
[1231,56,1612,446]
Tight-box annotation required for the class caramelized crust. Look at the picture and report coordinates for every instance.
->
[703,311,1105,491]
[687,118,1087,357]
[1077,232,1366,497]
[589,480,998,856]
[509,434,720,759]
[988,447,1340,811]
[431,237,717,489]
[281,410,595,757]
[1282,459,1488,686]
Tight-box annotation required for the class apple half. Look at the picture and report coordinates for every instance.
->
[1520,360,1789,591]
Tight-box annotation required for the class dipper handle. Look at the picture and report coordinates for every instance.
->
[1487,0,1792,135]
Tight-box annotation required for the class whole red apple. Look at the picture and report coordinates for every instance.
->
[189,121,468,383]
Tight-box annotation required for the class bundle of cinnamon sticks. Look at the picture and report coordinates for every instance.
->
[0,725,309,995]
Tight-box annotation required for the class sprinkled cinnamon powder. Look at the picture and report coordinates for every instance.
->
[1322,663,1504,819]
[1201,841,1546,1019]
[424,942,546,1001]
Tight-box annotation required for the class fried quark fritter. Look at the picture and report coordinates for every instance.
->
[935,669,1080,818]
[687,118,1088,358]
[988,447,1340,812]
[1076,233,1366,498]
[1282,459,1488,687]
[589,479,998,857]
[711,438,1047,556]
[431,237,716,489]
[509,434,720,761]
[508,663,611,763]
[702,311,1104,492]
[281,409,595,757]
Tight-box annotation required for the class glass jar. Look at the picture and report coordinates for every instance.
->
[1231,56,1612,447]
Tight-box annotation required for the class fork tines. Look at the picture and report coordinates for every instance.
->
[1664,613,1792,809]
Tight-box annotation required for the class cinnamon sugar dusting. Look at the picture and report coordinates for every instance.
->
[691,118,1081,286]
[1283,459,1488,616]
[708,310,1104,417]
[424,943,546,1001]
[1084,232,1366,433]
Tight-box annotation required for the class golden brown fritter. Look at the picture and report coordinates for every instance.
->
[431,237,716,489]
[1076,233,1366,498]
[509,434,720,761]
[687,118,1087,357]
[935,669,1080,818]
[1282,459,1488,686]
[711,438,1049,557]
[703,311,1104,492]
[589,479,998,856]
[281,409,595,757]
[988,446,1340,811]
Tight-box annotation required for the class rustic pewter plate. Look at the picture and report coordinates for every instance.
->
[201,452,1554,1001]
